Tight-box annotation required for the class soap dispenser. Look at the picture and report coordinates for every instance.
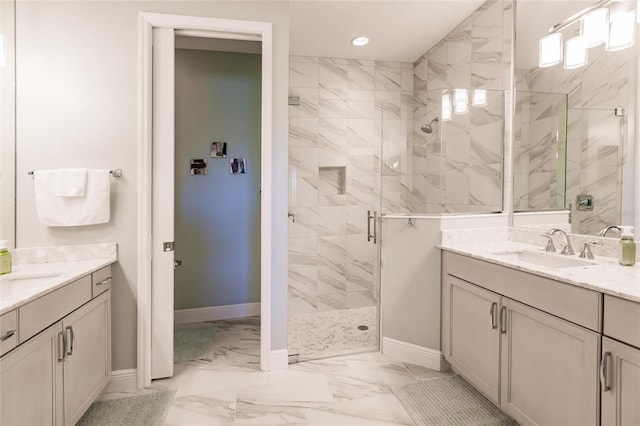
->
[0,240,11,275]
[619,226,636,266]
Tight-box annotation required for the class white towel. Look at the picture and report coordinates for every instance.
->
[34,169,110,226]
[55,168,88,197]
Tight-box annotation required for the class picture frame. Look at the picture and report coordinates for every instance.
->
[210,141,227,158]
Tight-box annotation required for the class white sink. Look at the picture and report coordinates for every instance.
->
[2,271,63,283]
[491,250,597,269]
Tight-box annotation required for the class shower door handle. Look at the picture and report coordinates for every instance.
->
[372,211,377,244]
[367,210,377,244]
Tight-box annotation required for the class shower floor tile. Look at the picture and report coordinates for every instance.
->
[288,305,378,360]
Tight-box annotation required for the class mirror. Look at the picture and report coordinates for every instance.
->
[0,0,15,248]
[514,0,639,236]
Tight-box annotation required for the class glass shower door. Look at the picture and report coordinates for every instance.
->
[286,57,386,362]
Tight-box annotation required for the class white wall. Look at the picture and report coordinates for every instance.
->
[15,0,289,370]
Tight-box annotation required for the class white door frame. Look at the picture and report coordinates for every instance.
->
[137,12,273,388]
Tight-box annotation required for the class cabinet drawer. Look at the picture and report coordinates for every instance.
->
[0,310,18,356]
[604,295,640,348]
[91,266,111,298]
[19,276,92,343]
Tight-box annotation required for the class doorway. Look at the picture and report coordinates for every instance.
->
[137,13,273,388]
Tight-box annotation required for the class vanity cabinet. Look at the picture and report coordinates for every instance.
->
[600,337,640,426]
[62,290,111,425]
[442,251,600,426]
[499,297,599,426]
[601,295,640,426]
[0,265,112,426]
[0,322,63,425]
[445,275,501,403]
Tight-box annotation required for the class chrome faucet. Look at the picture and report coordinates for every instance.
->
[599,225,622,237]
[547,228,576,255]
[579,241,602,260]
[540,234,556,252]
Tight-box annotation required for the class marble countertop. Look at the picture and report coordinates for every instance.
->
[439,241,640,303]
[0,242,117,315]
[0,258,116,316]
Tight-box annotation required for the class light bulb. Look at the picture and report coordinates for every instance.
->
[564,36,588,69]
[581,8,609,48]
[442,94,452,121]
[606,10,636,52]
[472,89,487,107]
[539,33,563,68]
[454,89,469,115]
[351,36,369,47]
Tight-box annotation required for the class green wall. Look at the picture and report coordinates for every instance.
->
[174,48,261,310]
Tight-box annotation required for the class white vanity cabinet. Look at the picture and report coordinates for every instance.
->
[442,251,601,426]
[499,297,599,425]
[445,275,501,403]
[0,265,112,426]
[0,322,64,425]
[601,295,640,426]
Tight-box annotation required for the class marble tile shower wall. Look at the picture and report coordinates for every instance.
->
[412,0,510,213]
[517,40,637,234]
[288,56,413,315]
[513,91,567,211]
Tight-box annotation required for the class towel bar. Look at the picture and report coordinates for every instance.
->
[28,169,123,178]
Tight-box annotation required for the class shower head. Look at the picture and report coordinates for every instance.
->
[420,117,439,134]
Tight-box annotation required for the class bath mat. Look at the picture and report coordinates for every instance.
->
[76,389,175,426]
[174,324,217,363]
[391,375,518,426]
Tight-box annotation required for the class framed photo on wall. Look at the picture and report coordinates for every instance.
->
[230,158,246,174]
[211,141,227,158]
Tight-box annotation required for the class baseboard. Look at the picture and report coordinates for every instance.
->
[103,369,138,393]
[270,349,288,371]
[382,337,450,372]
[174,302,261,324]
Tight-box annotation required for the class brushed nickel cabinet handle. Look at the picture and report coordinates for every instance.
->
[65,326,74,356]
[489,303,497,329]
[0,329,15,341]
[96,277,112,286]
[499,306,507,334]
[600,351,612,392]
[58,332,66,362]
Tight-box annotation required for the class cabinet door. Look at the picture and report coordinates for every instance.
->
[443,275,501,403]
[62,291,111,425]
[0,322,64,425]
[500,297,599,426]
[601,336,640,426]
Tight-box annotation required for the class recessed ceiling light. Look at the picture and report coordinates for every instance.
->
[351,36,369,47]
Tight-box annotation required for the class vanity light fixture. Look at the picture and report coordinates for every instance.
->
[351,36,369,47]
[581,7,609,47]
[539,32,563,68]
[454,89,469,115]
[564,36,588,69]
[472,89,487,107]
[442,93,452,121]
[606,10,637,51]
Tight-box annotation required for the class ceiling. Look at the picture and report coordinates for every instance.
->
[289,0,615,68]
[289,0,486,63]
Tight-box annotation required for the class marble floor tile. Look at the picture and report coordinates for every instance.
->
[97,316,455,425]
